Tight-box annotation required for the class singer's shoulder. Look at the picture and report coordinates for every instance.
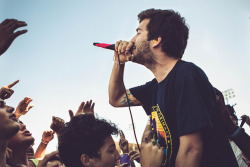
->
[175,60,209,81]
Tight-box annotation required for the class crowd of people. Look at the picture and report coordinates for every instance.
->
[0,8,250,167]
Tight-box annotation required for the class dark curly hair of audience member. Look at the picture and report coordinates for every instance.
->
[58,114,118,167]
[138,8,189,59]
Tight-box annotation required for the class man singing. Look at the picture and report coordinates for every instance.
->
[108,8,238,167]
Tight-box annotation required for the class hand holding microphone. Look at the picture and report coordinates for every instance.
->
[94,40,134,64]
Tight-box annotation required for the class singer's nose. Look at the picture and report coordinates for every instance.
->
[131,35,136,43]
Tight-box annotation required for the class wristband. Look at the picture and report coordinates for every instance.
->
[229,126,241,139]
[41,140,49,145]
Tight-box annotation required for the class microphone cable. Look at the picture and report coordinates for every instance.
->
[117,53,141,152]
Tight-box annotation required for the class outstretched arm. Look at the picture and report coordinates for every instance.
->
[35,130,54,159]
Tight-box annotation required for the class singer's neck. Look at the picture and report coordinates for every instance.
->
[148,56,179,83]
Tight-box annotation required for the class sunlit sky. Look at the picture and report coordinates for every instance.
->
[1,0,249,153]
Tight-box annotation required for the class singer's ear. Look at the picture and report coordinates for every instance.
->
[152,37,162,48]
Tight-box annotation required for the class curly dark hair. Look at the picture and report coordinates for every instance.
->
[138,8,189,59]
[58,114,118,167]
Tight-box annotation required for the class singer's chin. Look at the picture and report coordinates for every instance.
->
[131,55,138,63]
[131,55,143,65]
[131,51,144,65]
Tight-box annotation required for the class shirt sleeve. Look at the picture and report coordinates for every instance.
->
[175,67,215,136]
[129,79,156,115]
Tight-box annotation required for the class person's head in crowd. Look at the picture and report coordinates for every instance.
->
[8,121,35,166]
[8,122,35,150]
[0,101,20,167]
[58,114,120,167]
[0,101,20,141]
[131,8,189,66]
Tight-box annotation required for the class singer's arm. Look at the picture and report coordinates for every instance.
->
[109,41,142,107]
[109,61,141,107]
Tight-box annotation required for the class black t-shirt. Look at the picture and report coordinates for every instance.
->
[130,60,238,167]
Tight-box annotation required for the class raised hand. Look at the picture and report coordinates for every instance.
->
[0,80,19,100]
[68,100,95,120]
[83,100,95,114]
[119,130,129,153]
[0,19,27,56]
[50,116,65,135]
[42,130,55,143]
[14,97,34,118]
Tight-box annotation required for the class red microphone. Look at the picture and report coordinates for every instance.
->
[93,43,115,51]
[93,42,133,52]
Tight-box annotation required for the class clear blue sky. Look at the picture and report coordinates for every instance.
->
[1,0,249,153]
